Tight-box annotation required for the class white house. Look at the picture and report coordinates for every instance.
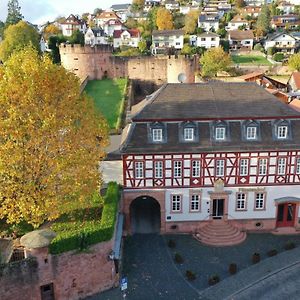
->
[278,1,295,15]
[264,32,298,54]
[96,10,121,28]
[228,30,254,51]
[85,28,108,46]
[226,15,250,31]
[103,19,126,36]
[165,0,180,10]
[151,29,184,55]
[121,82,300,244]
[198,14,220,32]
[60,14,86,37]
[110,4,131,22]
[190,32,220,49]
[113,29,141,48]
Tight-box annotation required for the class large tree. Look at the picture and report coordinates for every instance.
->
[43,23,62,40]
[184,10,200,34]
[131,0,145,12]
[5,0,23,26]
[200,47,232,77]
[156,7,174,30]
[0,47,108,227]
[288,53,300,71]
[0,21,40,62]
[256,4,271,36]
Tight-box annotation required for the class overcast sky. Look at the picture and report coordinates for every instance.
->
[0,0,131,24]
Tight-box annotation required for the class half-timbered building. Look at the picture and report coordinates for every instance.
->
[121,82,300,245]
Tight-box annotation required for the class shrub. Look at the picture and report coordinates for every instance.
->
[284,241,296,250]
[267,249,278,257]
[229,263,237,275]
[168,239,176,248]
[254,43,264,52]
[252,252,260,264]
[49,182,120,254]
[208,274,220,285]
[273,52,284,62]
[267,47,276,56]
[174,253,184,264]
[186,270,196,281]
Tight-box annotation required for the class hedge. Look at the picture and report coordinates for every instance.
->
[49,182,120,254]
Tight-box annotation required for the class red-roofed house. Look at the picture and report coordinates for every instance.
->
[103,19,126,36]
[228,30,254,51]
[96,10,121,27]
[60,14,87,37]
[113,29,141,48]
[288,71,300,95]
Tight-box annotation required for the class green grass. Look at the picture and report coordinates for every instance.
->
[231,54,272,66]
[84,78,127,129]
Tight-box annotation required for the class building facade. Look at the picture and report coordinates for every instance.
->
[121,82,300,243]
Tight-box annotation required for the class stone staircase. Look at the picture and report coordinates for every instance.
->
[194,221,247,247]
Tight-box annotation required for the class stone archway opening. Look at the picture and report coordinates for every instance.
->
[130,196,161,234]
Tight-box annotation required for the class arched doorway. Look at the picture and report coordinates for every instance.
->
[130,196,161,234]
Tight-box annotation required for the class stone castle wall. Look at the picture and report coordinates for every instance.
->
[60,44,198,84]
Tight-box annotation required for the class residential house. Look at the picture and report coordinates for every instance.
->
[85,28,108,46]
[228,30,254,51]
[190,32,220,48]
[244,0,270,5]
[277,1,295,15]
[121,82,300,244]
[217,2,232,13]
[180,6,192,14]
[113,29,141,48]
[96,10,121,28]
[271,15,300,30]
[226,15,250,31]
[144,0,160,12]
[242,6,262,18]
[151,29,184,55]
[103,19,126,36]
[165,0,180,10]
[198,14,220,32]
[264,32,299,54]
[110,4,131,22]
[287,71,300,96]
[60,14,87,37]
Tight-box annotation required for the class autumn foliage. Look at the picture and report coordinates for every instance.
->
[0,47,108,227]
[156,7,174,30]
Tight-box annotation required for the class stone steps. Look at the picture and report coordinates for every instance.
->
[194,222,247,247]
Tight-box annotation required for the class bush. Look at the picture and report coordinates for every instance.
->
[252,252,260,264]
[267,249,278,257]
[208,274,220,285]
[267,47,276,56]
[273,52,284,62]
[174,253,184,264]
[49,182,120,254]
[229,263,237,275]
[168,239,176,248]
[284,241,296,250]
[186,270,196,281]
[254,43,264,52]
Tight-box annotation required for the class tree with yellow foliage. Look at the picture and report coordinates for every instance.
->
[156,7,174,30]
[43,23,62,40]
[0,47,108,227]
[184,10,200,34]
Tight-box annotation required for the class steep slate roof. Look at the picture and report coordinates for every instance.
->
[152,29,184,37]
[111,4,131,10]
[229,30,254,40]
[132,82,300,121]
[113,29,140,38]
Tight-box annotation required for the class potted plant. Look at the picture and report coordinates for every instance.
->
[174,252,184,264]
[208,274,220,285]
[252,252,260,264]
[186,270,196,281]
[229,263,237,275]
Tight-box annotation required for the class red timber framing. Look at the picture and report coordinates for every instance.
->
[122,151,300,189]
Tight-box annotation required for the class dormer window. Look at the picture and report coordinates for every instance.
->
[184,127,194,141]
[277,125,288,139]
[246,126,257,140]
[152,128,163,142]
[215,127,226,140]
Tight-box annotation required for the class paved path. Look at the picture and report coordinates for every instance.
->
[87,234,300,300]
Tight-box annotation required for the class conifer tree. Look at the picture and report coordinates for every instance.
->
[6,0,23,26]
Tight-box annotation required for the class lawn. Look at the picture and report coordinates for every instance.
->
[231,54,272,66]
[84,78,127,129]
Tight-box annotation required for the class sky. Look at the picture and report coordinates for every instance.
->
[0,0,131,24]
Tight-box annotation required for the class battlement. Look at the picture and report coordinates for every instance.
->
[59,44,113,54]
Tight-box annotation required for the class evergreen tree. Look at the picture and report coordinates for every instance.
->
[6,0,23,26]
[256,4,271,36]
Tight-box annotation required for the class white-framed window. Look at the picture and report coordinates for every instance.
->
[258,158,267,175]
[277,157,286,175]
[277,125,288,139]
[236,193,246,210]
[173,161,182,178]
[190,194,200,212]
[154,161,163,178]
[239,159,249,176]
[246,126,257,140]
[255,193,265,210]
[192,160,201,177]
[152,128,163,142]
[296,158,300,174]
[135,161,144,179]
[215,127,226,140]
[184,127,194,141]
[171,195,182,212]
[216,159,225,177]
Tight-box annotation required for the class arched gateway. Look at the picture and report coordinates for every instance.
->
[130,196,161,234]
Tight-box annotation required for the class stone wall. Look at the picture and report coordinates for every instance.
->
[59,44,198,84]
[0,240,117,300]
